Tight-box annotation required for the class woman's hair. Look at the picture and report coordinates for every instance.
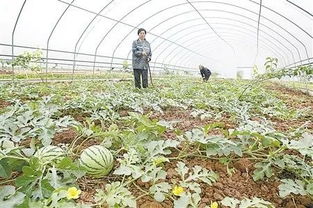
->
[137,28,146,35]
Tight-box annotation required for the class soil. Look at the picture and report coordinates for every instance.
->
[131,157,312,208]
[52,128,78,145]
[265,84,313,109]
[264,83,313,133]
[0,99,10,109]
[149,108,236,136]
[0,70,13,74]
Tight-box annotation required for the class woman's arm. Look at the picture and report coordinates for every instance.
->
[132,41,142,57]
[147,42,152,61]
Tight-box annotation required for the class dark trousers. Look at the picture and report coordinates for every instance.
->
[133,69,148,88]
[203,74,211,81]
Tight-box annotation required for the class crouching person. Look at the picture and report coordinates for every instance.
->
[199,65,211,82]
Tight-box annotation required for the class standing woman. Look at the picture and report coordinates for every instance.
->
[132,28,152,88]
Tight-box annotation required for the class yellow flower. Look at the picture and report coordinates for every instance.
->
[210,201,218,208]
[67,187,81,200]
[153,157,168,166]
[172,185,184,196]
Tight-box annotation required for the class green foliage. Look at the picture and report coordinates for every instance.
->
[278,179,308,197]
[284,133,313,159]
[114,139,179,180]
[252,65,259,79]
[173,192,201,208]
[172,161,218,208]
[113,148,143,178]
[184,128,242,157]
[176,162,218,185]
[149,182,171,202]
[274,154,313,179]
[122,60,129,71]
[0,185,25,208]
[15,157,54,199]
[8,50,44,81]
[252,160,274,181]
[241,57,312,100]
[10,50,43,71]
[221,196,274,208]
[94,182,136,208]
[127,112,167,135]
[0,75,312,207]
[18,188,91,208]
[0,100,77,147]
[1,154,85,205]
[257,57,312,81]
[264,57,278,73]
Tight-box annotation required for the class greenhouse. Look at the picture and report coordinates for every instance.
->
[0,0,312,207]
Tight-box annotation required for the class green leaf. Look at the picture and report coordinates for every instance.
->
[113,148,144,179]
[240,197,274,208]
[252,161,273,181]
[56,157,80,170]
[175,162,189,180]
[173,193,189,208]
[222,197,274,208]
[154,192,165,202]
[0,159,12,178]
[279,179,306,197]
[145,140,179,157]
[186,165,218,185]
[15,174,36,189]
[306,182,313,195]
[149,182,171,202]
[287,133,313,158]
[0,185,25,208]
[141,167,166,183]
[15,196,30,208]
[221,197,240,208]
[173,192,201,208]
[29,157,41,170]
[94,182,136,208]
[15,160,44,198]
[205,136,242,157]
[22,166,35,176]
[40,179,54,198]
[262,136,280,147]
[203,122,225,133]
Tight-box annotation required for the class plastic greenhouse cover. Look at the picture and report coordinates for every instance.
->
[0,0,312,77]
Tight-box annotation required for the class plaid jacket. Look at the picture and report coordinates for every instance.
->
[132,39,152,70]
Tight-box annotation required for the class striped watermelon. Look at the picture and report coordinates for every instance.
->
[79,145,113,178]
[34,145,65,163]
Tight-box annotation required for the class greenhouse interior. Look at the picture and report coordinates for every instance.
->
[0,0,312,207]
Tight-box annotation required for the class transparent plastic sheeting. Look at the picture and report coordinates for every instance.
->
[0,0,312,77]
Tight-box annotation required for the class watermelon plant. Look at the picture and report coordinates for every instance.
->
[0,74,312,207]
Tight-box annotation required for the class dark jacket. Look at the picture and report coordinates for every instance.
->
[200,67,211,80]
[132,39,152,70]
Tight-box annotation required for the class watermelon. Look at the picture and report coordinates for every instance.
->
[79,145,113,178]
[34,145,65,163]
